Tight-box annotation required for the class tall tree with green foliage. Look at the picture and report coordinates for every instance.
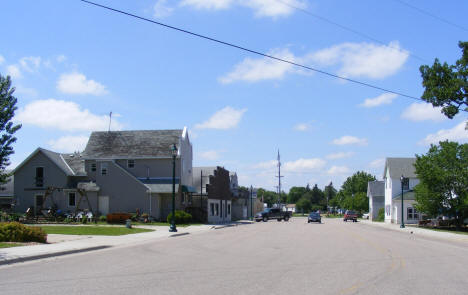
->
[287,186,306,204]
[414,141,468,230]
[296,196,312,214]
[0,75,21,184]
[420,41,468,119]
[324,182,337,210]
[310,184,324,206]
[338,171,375,211]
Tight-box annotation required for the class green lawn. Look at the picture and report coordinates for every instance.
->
[40,226,154,236]
[0,242,23,248]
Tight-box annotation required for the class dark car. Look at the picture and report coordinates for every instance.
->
[308,212,321,223]
[255,208,291,222]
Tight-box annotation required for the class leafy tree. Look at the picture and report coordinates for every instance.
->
[296,197,312,214]
[287,186,306,204]
[414,141,468,230]
[310,184,324,205]
[420,41,468,119]
[0,74,21,184]
[324,182,337,210]
[257,188,279,207]
[340,171,376,195]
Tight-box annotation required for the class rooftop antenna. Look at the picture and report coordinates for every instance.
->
[108,111,112,132]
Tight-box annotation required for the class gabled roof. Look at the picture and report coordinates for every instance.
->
[367,181,384,197]
[13,148,79,176]
[83,129,184,159]
[383,157,417,179]
[192,166,217,194]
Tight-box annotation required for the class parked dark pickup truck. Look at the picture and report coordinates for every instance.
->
[255,208,292,222]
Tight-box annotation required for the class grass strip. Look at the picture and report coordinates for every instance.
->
[0,242,23,248]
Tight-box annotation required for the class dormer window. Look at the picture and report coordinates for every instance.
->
[127,159,135,169]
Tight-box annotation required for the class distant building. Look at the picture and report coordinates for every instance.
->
[367,180,384,221]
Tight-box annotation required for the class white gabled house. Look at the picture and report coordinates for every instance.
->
[383,158,422,224]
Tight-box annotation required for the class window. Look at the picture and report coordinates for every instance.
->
[35,167,44,187]
[101,163,108,176]
[385,205,391,216]
[215,203,219,216]
[210,203,214,216]
[228,204,231,215]
[68,192,76,207]
[91,163,96,172]
[402,177,409,190]
[127,159,135,168]
[407,207,419,220]
[35,195,43,208]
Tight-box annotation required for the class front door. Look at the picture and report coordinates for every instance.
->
[35,195,44,214]
[98,196,109,215]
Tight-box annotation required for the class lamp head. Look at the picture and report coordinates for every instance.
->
[171,144,178,157]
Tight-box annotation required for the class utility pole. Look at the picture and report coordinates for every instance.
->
[275,150,284,209]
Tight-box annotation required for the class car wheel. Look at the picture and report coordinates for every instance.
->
[263,216,268,222]
[308,220,310,223]
[284,216,289,221]
[255,219,260,222]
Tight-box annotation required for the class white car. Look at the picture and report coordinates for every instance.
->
[362,213,370,219]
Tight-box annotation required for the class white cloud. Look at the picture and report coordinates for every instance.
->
[332,135,368,146]
[180,0,305,17]
[6,65,22,79]
[327,165,351,175]
[195,106,247,129]
[48,135,89,153]
[294,123,310,131]
[241,0,306,18]
[360,93,398,108]
[326,152,354,160]
[57,72,108,96]
[0,55,4,65]
[252,160,277,170]
[199,150,221,160]
[56,55,67,63]
[219,48,297,84]
[283,158,326,173]
[420,121,468,145]
[369,158,385,168]
[309,41,409,79]
[16,99,123,131]
[154,0,174,17]
[19,56,41,72]
[180,0,233,10]
[401,102,447,122]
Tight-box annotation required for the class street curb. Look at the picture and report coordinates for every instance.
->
[0,245,111,266]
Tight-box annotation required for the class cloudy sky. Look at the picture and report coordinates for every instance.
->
[1,0,467,191]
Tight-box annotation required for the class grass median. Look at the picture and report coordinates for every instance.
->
[0,242,23,248]
[40,226,154,236]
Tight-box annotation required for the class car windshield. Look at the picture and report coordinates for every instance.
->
[309,213,319,216]
[262,209,271,214]
[346,211,356,214]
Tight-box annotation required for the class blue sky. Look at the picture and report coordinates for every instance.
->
[1,0,467,191]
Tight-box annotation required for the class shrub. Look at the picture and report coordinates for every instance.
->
[0,222,47,243]
[99,215,106,222]
[81,216,88,224]
[167,210,192,224]
[106,213,132,224]
[376,208,385,222]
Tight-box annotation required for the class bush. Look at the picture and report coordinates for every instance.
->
[376,208,385,222]
[167,210,192,224]
[81,216,88,224]
[0,222,47,243]
[99,215,107,222]
[106,213,132,224]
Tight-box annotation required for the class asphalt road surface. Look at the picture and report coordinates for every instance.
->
[1,218,467,295]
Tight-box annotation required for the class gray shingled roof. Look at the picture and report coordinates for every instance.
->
[39,148,75,176]
[367,181,384,197]
[192,167,217,194]
[83,130,183,159]
[62,153,86,176]
[383,158,417,179]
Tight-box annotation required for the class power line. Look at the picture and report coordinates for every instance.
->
[274,0,428,62]
[80,0,426,103]
[393,0,468,32]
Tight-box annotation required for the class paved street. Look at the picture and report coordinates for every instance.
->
[1,218,467,295]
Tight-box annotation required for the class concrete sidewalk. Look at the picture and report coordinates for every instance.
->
[0,221,251,265]
[359,219,468,243]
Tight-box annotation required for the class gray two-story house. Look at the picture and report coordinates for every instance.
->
[13,128,195,220]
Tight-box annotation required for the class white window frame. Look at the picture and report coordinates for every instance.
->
[101,163,108,176]
[127,159,135,169]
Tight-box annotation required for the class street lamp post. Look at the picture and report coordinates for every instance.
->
[400,175,405,228]
[169,144,178,232]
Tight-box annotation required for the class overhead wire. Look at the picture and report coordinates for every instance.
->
[80,0,466,111]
